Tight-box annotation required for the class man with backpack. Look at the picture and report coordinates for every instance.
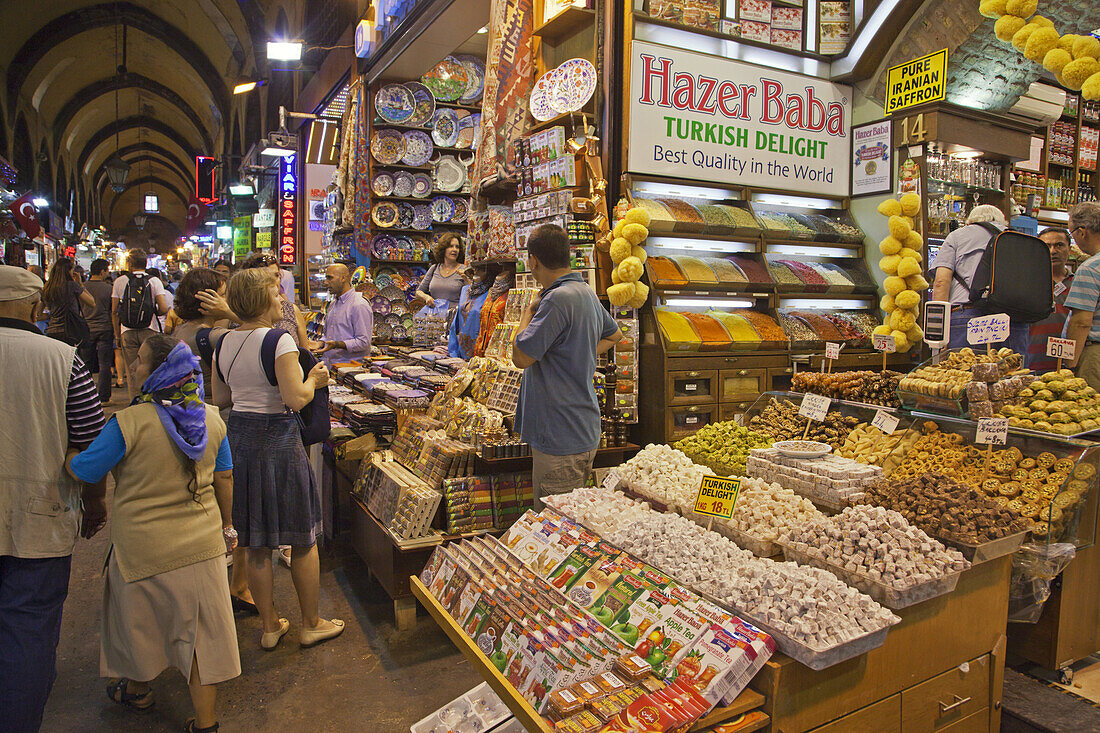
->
[931,205,1052,355]
[111,248,169,401]
[1064,202,1100,388]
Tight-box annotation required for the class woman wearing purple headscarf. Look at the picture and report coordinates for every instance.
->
[66,334,239,733]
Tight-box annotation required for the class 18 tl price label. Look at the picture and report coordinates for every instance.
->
[694,476,742,519]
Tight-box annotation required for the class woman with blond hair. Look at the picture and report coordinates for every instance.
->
[210,268,344,650]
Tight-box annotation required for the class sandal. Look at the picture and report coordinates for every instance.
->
[300,618,345,648]
[231,594,259,615]
[261,618,290,651]
[106,677,154,711]
[185,718,219,733]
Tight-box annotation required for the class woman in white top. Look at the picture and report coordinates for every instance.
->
[211,269,344,650]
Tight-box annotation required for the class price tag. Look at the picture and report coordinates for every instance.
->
[693,475,742,519]
[976,417,1009,445]
[871,409,900,435]
[872,333,897,353]
[798,393,832,422]
[825,342,841,360]
[966,313,1010,345]
[1046,337,1076,361]
[602,470,624,492]
[685,383,698,392]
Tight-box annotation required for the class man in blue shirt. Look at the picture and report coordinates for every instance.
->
[314,264,374,366]
[512,224,622,507]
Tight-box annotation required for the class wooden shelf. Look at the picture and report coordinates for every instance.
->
[533,6,595,40]
[374,194,471,203]
[370,258,431,265]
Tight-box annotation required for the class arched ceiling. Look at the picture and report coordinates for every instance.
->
[0,0,305,237]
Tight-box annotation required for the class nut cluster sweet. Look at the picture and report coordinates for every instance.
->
[613,443,714,510]
[792,370,902,407]
[672,422,772,477]
[999,369,1100,435]
[746,448,883,508]
[747,397,859,449]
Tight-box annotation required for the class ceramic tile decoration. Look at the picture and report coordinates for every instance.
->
[411,172,433,198]
[456,55,485,104]
[433,155,466,192]
[370,129,405,164]
[375,83,416,123]
[397,201,416,228]
[372,234,396,257]
[421,56,470,101]
[452,198,468,224]
[404,81,436,127]
[412,203,433,230]
[402,130,434,166]
[371,171,395,196]
[432,108,460,147]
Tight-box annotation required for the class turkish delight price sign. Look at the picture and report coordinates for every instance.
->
[602,470,624,492]
[694,476,741,520]
[967,313,1010,349]
[873,332,896,371]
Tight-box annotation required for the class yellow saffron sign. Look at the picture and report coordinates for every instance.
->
[885,49,947,115]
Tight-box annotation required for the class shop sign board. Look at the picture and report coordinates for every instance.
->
[694,476,741,519]
[253,208,275,228]
[255,231,272,252]
[232,215,251,258]
[279,154,298,265]
[851,119,893,197]
[884,49,947,115]
[627,41,852,196]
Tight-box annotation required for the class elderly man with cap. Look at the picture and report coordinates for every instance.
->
[0,265,107,732]
[311,263,373,366]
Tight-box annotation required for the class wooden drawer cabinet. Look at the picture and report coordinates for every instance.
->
[666,404,716,439]
[668,369,718,406]
[721,400,755,423]
[901,655,990,732]
[933,708,988,733]
[719,368,767,401]
[809,695,901,732]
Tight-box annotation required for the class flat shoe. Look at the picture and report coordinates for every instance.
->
[231,595,259,615]
[300,618,345,648]
[261,618,290,651]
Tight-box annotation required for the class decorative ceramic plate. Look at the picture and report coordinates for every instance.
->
[403,81,436,127]
[375,273,393,290]
[421,56,469,101]
[375,322,392,340]
[392,170,415,197]
[411,173,432,198]
[451,198,468,223]
[371,201,399,228]
[402,314,415,329]
[431,196,455,223]
[395,236,414,258]
[529,69,558,121]
[397,202,415,229]
[351,266,368,286]
[370,129,405,164]
[392,325,409,341]
[372,234,396,257]
[455,112,475,149]
[390,301,409,316]
[456,55,485,105]
[371,172,395,197]
[402,130,433,167]
[431,108,459,147]
[381,285,406,301]
[371,295,390,312]
[434,155,466,192]
[385,313,404,327]
[551,58,597,113]
[412,204,433,230]
[375,84,416,123]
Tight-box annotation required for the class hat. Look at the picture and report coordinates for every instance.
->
[0,265,43,301]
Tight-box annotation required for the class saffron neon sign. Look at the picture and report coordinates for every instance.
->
[628,41,852,195]
[279,154,298,265]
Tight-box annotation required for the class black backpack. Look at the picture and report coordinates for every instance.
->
[955,222,1054,324]
[119,272,159,330]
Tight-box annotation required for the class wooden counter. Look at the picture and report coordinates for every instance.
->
[752,555,1012,732]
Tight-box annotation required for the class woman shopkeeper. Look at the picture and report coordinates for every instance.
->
[414,234,465,316]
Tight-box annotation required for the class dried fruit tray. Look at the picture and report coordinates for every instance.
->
[778,540,963,610]
[937,529,1028,565]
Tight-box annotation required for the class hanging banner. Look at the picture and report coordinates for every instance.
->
[850,120,893,197]
[232,215,251,258]
[279,153,298,265]
[627,41,852,196]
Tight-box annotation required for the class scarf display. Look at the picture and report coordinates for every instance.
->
[489,271,514,302]
[133,342,208,461]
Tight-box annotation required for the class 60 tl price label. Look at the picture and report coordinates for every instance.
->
[694,476,742,519]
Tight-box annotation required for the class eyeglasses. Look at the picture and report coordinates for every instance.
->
[1071,226,1085,237]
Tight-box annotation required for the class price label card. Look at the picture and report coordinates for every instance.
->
[798,393,832,422]
[1046,337,1076,361]
[967,313,1011,345]
[871,409,900,435]
[976,417,1009,445]
[872,333,897,353]
[1055,280,1068,297]
[825,342,841,360]
[602,470,624,492]
[685,383,697,392]
[694,475,742,519]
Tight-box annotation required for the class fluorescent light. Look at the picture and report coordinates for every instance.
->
[951,150,982,159]
[779,297,874,309]
[216,225,233,239]
[234,81,259,94]
[805,0,818,52]
[666,298,755,308]
[753,193,842,209]
[267,41,303,61]
[32,197,47,207]
[769,244,859,257]
[633,181,741,200]
[647,236,757,253]
[229,182,254,196]
[261,145,296,157]
[204,219,216,226]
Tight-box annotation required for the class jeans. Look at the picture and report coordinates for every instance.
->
[532,448,597,510]
[78,331,115,402]
[948,307,1030,356]
[0,554,72,733]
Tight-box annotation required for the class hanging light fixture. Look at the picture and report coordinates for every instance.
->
[133,213,147,230]
[106,12,129,193]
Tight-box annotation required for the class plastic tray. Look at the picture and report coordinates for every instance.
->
[937,529,1028,565]
[778,541,963,610]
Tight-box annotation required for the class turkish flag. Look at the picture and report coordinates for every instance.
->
[9,192,40,238]
[185,197,208,235]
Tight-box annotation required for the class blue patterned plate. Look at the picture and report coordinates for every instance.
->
[375,84,415,124]
[403,81,436,127]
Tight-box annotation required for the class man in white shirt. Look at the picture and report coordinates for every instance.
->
[111,248,168,401]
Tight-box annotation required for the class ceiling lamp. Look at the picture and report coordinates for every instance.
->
[133,213,147,230]
[105,153,130,193]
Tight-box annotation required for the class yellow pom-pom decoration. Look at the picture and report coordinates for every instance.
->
[627,282,650,309]
[877,199,903,217]
[609,237,632,264]
[898,247,922,261]
[1025,27,1060,61]
[1012,23,1040,52]
[622,223,648,246]
[1004,0,1036,17]
[1063,58,1100,91]
[1044,48,1073,74]
[897,257,922,279]
[891,331,911,352]
[899,192,921,216]
[905,230,923,249]
[905,273,930,290]
[995,15,1027,42]
[907,324,925,343]
[880,294,895,312]
[1074,35,1100,60]
[979,0,1007,17]
[606,282,636,307]
[884,276,907,297]
[1029,15,1053,27]
[617,256,644,283]
[612,219,626,239]
[1059,34,1078,52]
[1083,71,1100,101]
[888,215,911,240]
[611,267,623,285]
[878,237,903,255]
[895,289,921,310]
[624,207,652,228]
[890,309,917,333]
[879,255,901,274]
[631,245,648,265]
[873,324,893,337]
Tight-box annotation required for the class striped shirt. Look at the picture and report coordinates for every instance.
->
[1064,254,1100,342]
[1027,275,1072,372]
[67,355,106,447]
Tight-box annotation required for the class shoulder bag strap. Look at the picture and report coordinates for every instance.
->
[260,328,291,387]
